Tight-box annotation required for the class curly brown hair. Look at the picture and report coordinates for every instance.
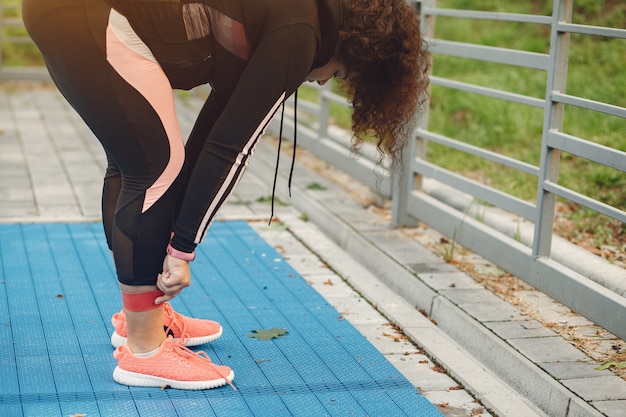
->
[335,0,430,165]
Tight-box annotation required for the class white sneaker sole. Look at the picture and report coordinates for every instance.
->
[110,326,223,348]
[113,367,234,390]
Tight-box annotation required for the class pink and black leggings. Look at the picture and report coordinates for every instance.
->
[23,0,185,286]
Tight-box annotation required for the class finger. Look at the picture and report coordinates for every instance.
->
[157,282,180,296]
[158,278,186,293]
[157,275,186,293]
[156,274,180,296]
[156,273,169,292]
[160,273,190,289]
[163,284,185,296]
[155,281,183,300]
[155,292,176,304]
[155,284,185,303]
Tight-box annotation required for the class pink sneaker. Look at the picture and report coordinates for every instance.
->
[110,302,223,348]
[113,337,235,390]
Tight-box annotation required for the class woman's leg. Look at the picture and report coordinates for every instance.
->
[23,0,234,389]
[102,154,121,252]
[23,0,181,351]
[174,91,227,216]
[102,159,170,353]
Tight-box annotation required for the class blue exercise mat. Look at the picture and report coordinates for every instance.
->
[0,221,443,417]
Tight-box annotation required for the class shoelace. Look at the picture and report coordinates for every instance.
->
[166,340,236,390]
[162,305,235,390]
[162,302,188,341]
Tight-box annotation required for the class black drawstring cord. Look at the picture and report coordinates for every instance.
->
[269,90,298,224]
[288,90,298,197]
[269,100,287,225]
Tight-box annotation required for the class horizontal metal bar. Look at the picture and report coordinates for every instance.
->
[0,67,50,82]
[293,98,318,114]
[430,40,549,70]
[0,17,25,27]
[557,22,626,39]
[407,190,535,281]
[416,128,540,176]
[406,190,626,340]
[3,37,36,44]
[301,83,350,107]
[413,159,537,220]
[430,76,545,108]
[423,8,552,25]
[547,130,626,172]
[275,96,384,167]
[320,90,350,106]
[532,258,626,340]
[542,181,626,223]
[551,92,626,118]
[267,117,391,196]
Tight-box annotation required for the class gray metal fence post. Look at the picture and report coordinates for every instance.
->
[317,83,332,140]
[532,0,573,259]
[391,0,436,227]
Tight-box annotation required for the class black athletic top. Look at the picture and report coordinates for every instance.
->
[106,0,341,90]
[105,0,343,253]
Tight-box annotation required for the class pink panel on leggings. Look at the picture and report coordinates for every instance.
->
[105,24,184,213]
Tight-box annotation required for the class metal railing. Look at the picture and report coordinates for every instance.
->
[2,0,625,339]
[409,0,625,340]
[269,0,626,340]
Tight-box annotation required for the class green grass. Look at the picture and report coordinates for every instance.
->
[297,84,353,130]
[1,0,42,66]
[428,0,625,205]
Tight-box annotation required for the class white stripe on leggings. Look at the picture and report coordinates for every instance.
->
[194,92,286,243]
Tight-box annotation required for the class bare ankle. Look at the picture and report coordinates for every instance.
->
[124,304,166,354]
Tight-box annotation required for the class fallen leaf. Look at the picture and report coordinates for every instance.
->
[471,407,486,416]
[382,332,400,342]
[246,328,288,341]
[306,182,327,190]
[432,365,447,373]
[257,196,289,206]
[596,361,626,370]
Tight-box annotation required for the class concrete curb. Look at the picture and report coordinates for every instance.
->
[247,140,606,417]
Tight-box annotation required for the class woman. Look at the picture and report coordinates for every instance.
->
[22,0,429,390]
